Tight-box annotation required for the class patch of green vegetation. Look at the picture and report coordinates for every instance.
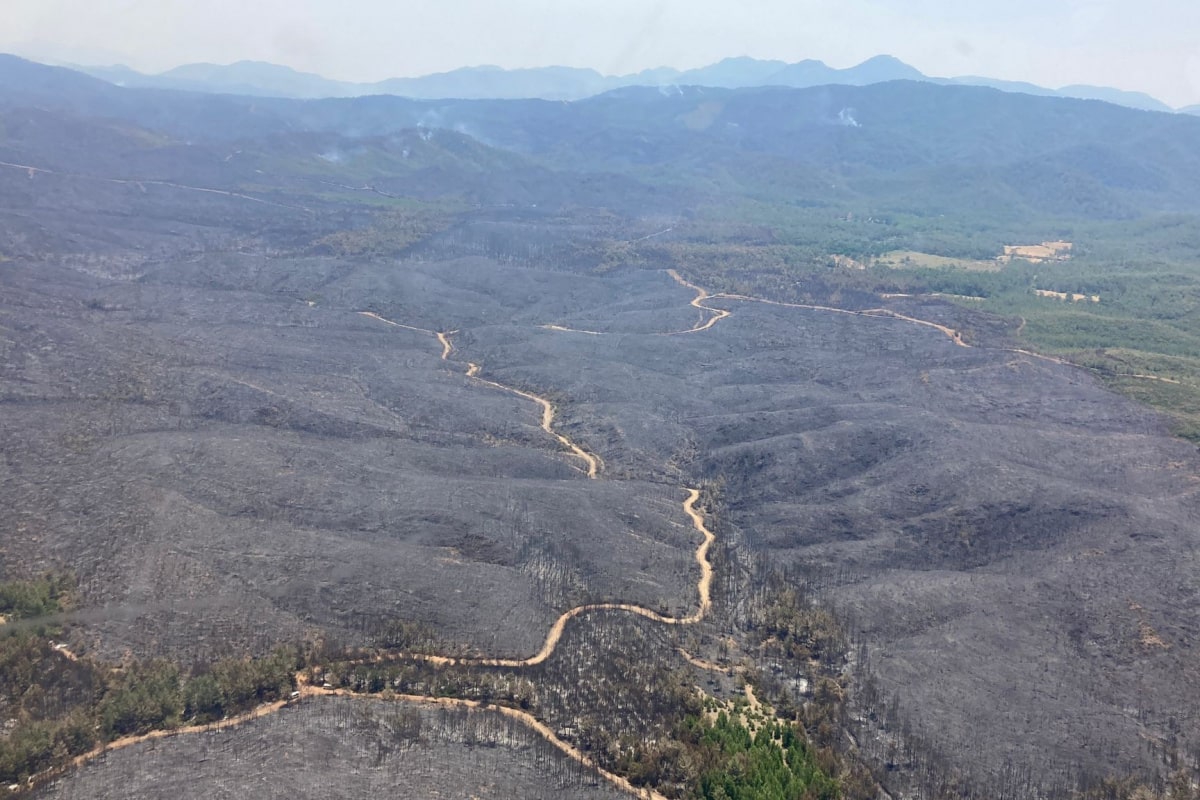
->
[691,201,1073,262]
[681,711,840,800]
[0,711,96,788]
[97,660,186,738]
[0,644,300,786]
[0,573,74,622]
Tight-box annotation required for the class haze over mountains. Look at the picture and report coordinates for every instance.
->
[4,51,1200,234]
[70,54,1186,114]
[6,51,1200,233]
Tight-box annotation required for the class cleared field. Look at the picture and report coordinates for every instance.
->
[1034,288,1100,302]
[999,240,1074,262]
[873,250,1003,271]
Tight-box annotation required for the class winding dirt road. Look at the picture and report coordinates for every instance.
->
[40,305,706,795]
[709,291,973,347]
[436,331,455,360]
[712,285,1182,383]
[708,287,1186,381]
[354,273,1175,686]
[361,312,602,478]
[301,683,669,800]
[536,269,967,346]
[32,668,667,800]
[537,269,729,337]
[665,269,732,334]
[20,698,295,795]
[357,311,438,336]
[403,487,713,669]
[448,340,602,479]
[47,269,1076,796]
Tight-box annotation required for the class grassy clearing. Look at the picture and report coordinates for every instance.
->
[874,250,1002,272]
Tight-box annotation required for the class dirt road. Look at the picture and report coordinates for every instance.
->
[665,269,732,334]
[300,682,669,800]
[45,271,1049,797]
[400,487,713,669]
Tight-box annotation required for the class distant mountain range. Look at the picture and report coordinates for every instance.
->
[5,51,1200,226]
[67,55,1187,114]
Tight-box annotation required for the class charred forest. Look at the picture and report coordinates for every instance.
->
[0,54,1199,800]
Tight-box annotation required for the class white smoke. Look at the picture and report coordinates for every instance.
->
[452,121,498,148]
[838,108,861,128]
[416,109,445,129]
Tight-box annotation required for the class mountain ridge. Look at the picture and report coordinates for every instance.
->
[5,54,1200,225]
[55,53,1182,112]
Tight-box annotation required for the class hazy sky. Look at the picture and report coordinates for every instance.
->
[5,0,1200,107]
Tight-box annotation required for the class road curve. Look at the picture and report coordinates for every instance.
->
[360,313,602,478]
[400,487,713,669]
[438,330,602,479]
[302,683,670,800]
[538,269,729,337]
[664,269,732,335]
